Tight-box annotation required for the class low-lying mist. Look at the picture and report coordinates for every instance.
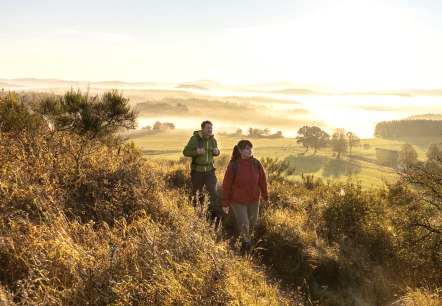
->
[25,87,442,139]
[134,96,319,137]
[127,88,442,138]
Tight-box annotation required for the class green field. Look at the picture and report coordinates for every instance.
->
[127,129,441,188]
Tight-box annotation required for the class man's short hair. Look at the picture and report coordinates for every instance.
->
[201,120,213,129]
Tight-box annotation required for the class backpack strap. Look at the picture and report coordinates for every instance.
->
[192,134,204,166]
[231,160,238,178]
[197,135,203,149]
[253,158,261,173]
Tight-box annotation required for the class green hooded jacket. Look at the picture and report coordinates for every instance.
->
[183,130,219,172]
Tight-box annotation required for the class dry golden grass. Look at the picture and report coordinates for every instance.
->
[0,127,293,305]
[393,288,441,306]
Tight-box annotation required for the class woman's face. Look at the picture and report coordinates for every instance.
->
[239,145,253,159]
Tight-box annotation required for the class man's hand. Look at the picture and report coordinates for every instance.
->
[222,206,229,214]
[212,148,219,155]
[196,148,205,155]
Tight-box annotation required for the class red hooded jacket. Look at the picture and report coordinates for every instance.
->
[222,157,268,207]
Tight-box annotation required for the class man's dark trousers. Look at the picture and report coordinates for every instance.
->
[191,170,219,222]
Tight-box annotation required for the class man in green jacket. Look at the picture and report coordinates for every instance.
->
[183,120,220,222]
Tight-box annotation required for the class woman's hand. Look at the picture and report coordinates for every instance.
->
[222,206,229,214]
[263,200,270,208]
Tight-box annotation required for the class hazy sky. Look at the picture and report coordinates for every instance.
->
[2,0,442,90]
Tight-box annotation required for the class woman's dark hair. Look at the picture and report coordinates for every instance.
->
[230,139,253,161]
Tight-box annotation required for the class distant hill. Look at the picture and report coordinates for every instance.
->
[91,81,180,89]
[270,89,432,97]
[234,82,340,93]
[0,78,182,90]
[183,79,231,90]
[340,91,413,97]
[406,113,442,120]
[391,89,442,96]
[269,88,330,95]
[175,84,208,90]
[0,81,23,88]
[0,78,88,88]
[1,78,442,96]
[344,89,442,97]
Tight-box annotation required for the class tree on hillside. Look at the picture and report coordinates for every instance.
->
[296,126,330,155]
[36,89,138,141]
[346,131,360,155]
[427,143,442,160]
[394,155,442,273]
[331,129,348,159]
[399,143,418,167]
[296,126,311,151]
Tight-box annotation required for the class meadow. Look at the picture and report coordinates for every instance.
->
[128,129,440,188]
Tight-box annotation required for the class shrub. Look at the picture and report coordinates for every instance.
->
[161,160,192,189]
[261,156,295,183]
[300,173,322,190]
[36,89,138,140]
[0,92,46,132]
[254,208,312,285]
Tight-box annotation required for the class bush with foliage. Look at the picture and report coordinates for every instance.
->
[36,89,138,140]
[0,92,45,132]
[427,143,442,160]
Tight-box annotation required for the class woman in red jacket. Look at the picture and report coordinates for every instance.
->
[222,140,269,253]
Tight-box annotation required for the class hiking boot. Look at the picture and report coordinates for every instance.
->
[240,241,252,255]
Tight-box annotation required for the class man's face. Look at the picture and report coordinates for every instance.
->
[202,123,213,138]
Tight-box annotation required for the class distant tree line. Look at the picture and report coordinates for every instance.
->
[136,98,249,114]
[142,121,175,131]
[247,127,283,138]
[406,113,442,120]
[136,102,189,114]
[374,119,442,137]
[219,127,284,138]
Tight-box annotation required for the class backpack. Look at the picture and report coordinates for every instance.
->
[230,158,261,178]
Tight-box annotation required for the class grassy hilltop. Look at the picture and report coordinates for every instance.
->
[1,90,441,305]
